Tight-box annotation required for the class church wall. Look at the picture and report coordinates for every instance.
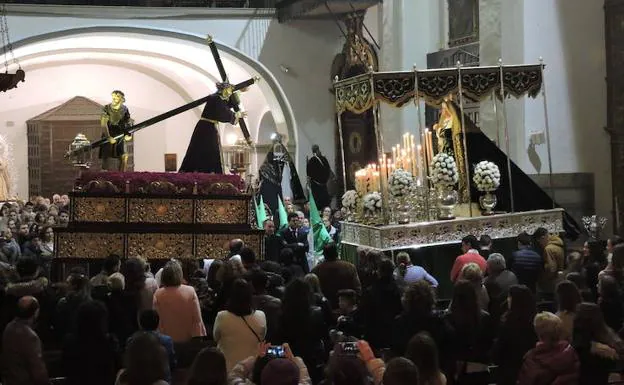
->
[2,7,344,197]
[378,0,442,151]
[521,0,610,222]
[1,64,190,197]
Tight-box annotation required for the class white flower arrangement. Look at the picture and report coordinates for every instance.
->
[430,152,459,187]
[473,160,501,192]
[363,192,382,212]
[388,168,414,197]
[341,190,358,210]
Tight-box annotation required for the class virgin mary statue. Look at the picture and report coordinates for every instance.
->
[434,97,468,202]
[0,136,14,201]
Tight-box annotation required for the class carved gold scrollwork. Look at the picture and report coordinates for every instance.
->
[140,181,180,194]
[196,233,262,259]
[128,198,193,223]
[85,180,120,193]
[56,232,124,258]
[200,182,241,195]
[341,209,564,250]
[196,199,248,224]
[127,233,194,259]
[73,197,126,222]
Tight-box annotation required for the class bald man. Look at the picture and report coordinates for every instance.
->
[228,239,245,262]
[2,296,48,385]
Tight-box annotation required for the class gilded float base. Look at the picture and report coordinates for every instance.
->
[341,208,564,251]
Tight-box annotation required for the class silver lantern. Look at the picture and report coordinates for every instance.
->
[69,133,92,169]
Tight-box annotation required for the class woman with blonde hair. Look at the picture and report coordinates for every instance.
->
[153,259,206,342]
[459,262,489,310]
[517,312,579,385]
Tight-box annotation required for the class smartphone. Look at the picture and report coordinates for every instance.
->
[267,345,286,358]
[339,342,359,356]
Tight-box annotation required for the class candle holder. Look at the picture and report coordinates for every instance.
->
[409,184,429,222]
[582,215,608,240]
[224,139,252,182]
[427,187,439,220]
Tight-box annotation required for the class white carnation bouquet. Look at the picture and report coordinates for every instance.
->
[473,160,501,192]
[363,192,382,212]
[341,190,358,210]
[430,152,459,187]
[388,169,414,197]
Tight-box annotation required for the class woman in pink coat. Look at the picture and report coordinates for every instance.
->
[153,259,206,342]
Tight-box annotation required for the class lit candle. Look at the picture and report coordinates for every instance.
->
[411,143,417,177]
[372,171,380,192]
[401,149,407,170]
[417,144,423,179]
[426,131,433,163]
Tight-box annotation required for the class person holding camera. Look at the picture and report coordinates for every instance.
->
[229,342,311,385]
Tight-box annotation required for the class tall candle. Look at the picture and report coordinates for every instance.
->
[417,144,423,179]
[411,143,417,176]
[426,131,433,164]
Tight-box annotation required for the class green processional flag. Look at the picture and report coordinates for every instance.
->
[255,195,267,228]
[308,188,332,255]
[277,195,289,231]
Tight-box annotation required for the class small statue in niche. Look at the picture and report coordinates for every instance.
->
[0,135,15,201]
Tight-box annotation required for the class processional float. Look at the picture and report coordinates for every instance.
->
[56,36,266,266]
[334,60,573,250]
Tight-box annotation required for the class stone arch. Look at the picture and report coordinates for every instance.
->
[6,26,298,163]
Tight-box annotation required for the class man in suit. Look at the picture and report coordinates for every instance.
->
[263,219,282,262]
[279,212,309,273]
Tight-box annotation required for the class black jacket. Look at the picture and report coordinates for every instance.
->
[279,228,309,273]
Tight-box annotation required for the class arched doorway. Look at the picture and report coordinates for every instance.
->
[0,27,296,197]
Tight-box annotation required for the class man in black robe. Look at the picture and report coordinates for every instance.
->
[306,144,332,210]
[179,83,246,173]
[99,90,132,171]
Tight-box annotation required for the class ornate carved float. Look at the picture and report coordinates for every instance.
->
[55,171,263,261]
[341,208,564,251]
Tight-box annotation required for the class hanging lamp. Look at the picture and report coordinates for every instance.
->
[0,4,25,93]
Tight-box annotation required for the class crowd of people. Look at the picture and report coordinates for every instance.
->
[0,194,70,271]
[2,193,624,385]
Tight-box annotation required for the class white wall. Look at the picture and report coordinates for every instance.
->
[521,0,609,218]
[1,6,344,197]
[257,19,343,175]
[378,0,442,151]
